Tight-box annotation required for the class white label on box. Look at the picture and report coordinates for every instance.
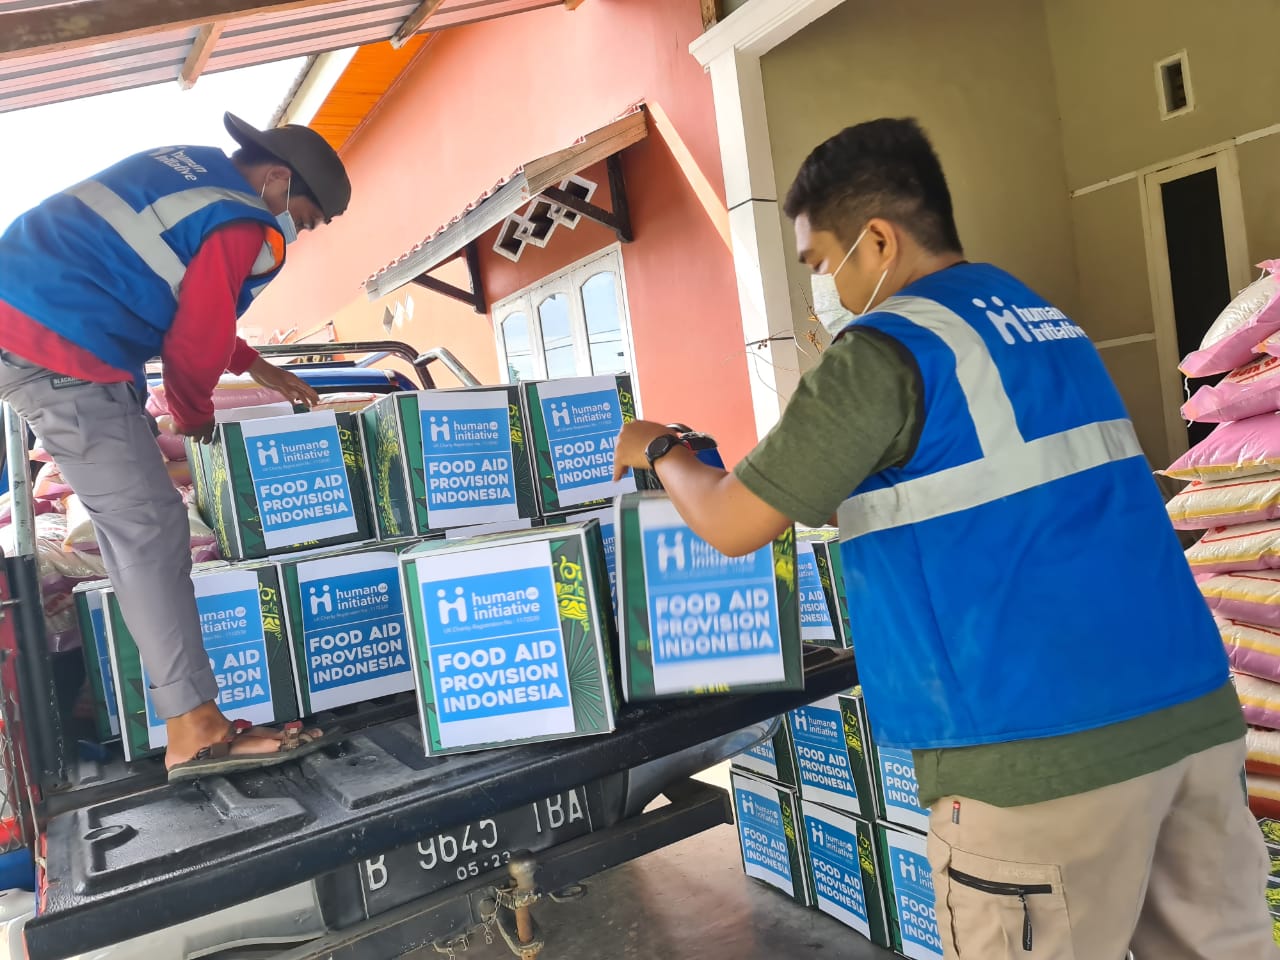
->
[296,552,413,712]
[445,519,534,540]
[144,569,275,748]
[883,827,944,960]
[536,376,636,507]
[638,498,784,694]
[415,540,575,748]
[84,590,120,736]
[803,803,871,938]
[419,390,520,528]
[797,540,836,643]
[791,698,862,814]
[732,774,795,897]
[242,411,358,549]
[879,746,930,832]
[565,508,617,612]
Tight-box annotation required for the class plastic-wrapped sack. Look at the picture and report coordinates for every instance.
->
[1247,728,1280,778]
[1185,519,1280,574]
[1220,617,1280,683]
[1166,474,1280,530]
[0,513,107,653]
[1180,261,1280,377]
[1247,772,1280,819]
[1163,414,1280,482]
[313,392,379,414]
[1201,571,1280,626]
[1236,672,1280,730]
[32,461,72,502]
[146,376,286,417]
[1182,354,1280,424]
[63,490,216,555]
[152,415,188,461]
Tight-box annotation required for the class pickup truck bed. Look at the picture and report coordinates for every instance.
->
[28,648,856,959]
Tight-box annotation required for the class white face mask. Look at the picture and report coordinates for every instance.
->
[263,177,299,245]
[809,227,889,336]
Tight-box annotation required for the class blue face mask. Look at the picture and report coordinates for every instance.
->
[262,177,299,245]
[275,178,299,245]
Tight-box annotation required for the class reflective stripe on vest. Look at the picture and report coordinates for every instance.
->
[838,295,1145,540]
[64,182,269,299]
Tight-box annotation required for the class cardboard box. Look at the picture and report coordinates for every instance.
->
[401,523,617,756]
[361,388,537,540]
[105,563,299,761]
[73,580,117,741]
[279,544,416,715]
[798,528,852,650]
[615,492,802,700]
[520,374,639,515]
[1257,819,1280,946]
[877,823,945,960]
[874,742,931,832]
[445,519,538,540]
[545,507,617,614]
[790,694,876,817]
[731,770,813,906]
[802,802,891,946]
[731,716,798,787]
[189,410,372,560]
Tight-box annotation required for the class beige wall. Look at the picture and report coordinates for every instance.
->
[1239,135,1280,265]
[760,0,1081,366]
[1045,0,1280,191]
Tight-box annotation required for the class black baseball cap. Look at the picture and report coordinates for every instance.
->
[224,112,351,219]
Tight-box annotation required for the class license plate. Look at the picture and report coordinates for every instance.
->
[357,788,593,918]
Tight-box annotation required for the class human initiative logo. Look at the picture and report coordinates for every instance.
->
[972,296,1087,345]
[437,586,467,624]
[656,531,686,573]
[309,584,333,616]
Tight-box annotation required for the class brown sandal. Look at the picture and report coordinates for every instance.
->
[166,719,330,783]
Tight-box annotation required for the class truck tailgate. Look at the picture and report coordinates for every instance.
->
[27,648,855,959]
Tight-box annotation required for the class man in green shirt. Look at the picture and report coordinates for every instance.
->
[613,118,1272,959]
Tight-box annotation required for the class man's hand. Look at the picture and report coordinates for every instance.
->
[247,356,321,407]
[179,418,216,444]
[613,420,677,481]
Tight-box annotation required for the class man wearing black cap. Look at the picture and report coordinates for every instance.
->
[0,114,351,780]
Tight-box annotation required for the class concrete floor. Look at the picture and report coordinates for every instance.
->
[437,764,894,960]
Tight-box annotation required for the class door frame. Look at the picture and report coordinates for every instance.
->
[1139,145,1251,459]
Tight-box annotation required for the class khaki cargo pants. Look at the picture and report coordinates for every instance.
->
[927,737,1277,959]
[0,350,217,719]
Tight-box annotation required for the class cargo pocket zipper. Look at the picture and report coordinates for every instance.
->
[949,868,1053,952]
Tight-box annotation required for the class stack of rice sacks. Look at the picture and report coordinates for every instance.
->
[1162,260,1280,818]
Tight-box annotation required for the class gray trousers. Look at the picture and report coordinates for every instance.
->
[0,350,217,719]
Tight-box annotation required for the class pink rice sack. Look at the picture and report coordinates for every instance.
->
[1234,672,1280,730]
[1182,354,1280,423]
[1165,473,1280,529]
[146,377,287,417]
[1201,570,1280,626]
[1180,261,1280,377]
[1184,519,1280,574]
[1163,413,1280,482]
[1219,617,1280,684]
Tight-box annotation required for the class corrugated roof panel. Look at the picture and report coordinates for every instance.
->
[0,0,575,115]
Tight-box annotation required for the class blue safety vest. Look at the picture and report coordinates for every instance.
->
[838,263,1227,750]
[0,145,284,387]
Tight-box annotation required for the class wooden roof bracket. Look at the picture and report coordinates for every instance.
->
[410,241,487,314]
[538,153,633,243]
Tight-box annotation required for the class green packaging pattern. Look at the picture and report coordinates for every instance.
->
[189,410,372,560]
[616,491,802,700]
[361,388,536,540]
[520,374,640,515]
[802,802,890,947]
[799,527,852,650]
[279,543,415,715]
[105,563,299,761]
[401,523,617,756]
[731,770,813,906]
[789,694,876,818]
[74,579,117,742]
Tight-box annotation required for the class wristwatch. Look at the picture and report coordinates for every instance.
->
[644,433,690,468]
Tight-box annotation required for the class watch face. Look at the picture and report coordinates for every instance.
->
[645,434,679,466]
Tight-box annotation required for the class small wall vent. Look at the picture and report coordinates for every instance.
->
[1156,50,1194,120]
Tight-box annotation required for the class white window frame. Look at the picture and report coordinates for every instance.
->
[491,244,638,388]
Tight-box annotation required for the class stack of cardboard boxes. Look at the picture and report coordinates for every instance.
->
[77,374,805,762]
[729,526,942,959]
